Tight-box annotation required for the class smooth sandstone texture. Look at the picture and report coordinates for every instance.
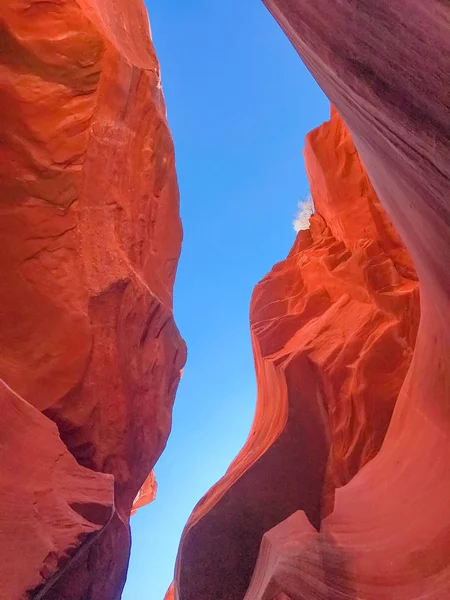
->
[174,110,419,600]
[0,1,185,598]
[243,1,449,599]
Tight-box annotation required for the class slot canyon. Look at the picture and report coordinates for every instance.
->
[0,1,448,600]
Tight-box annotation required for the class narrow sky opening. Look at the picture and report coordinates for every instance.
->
[123,2,329,599]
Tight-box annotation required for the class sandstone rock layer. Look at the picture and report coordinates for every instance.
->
[0,1,185,599]
[243,0,450,597]
[174,108,420,600]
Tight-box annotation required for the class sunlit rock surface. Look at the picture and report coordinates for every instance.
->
[174,107,420,600]
[131,471,157,516]
[164,582,175,600]
[0,1,185,598]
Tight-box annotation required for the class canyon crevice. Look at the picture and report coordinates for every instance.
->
[175,1,450,599]
[174,107,421,600]
[0,1,449,600]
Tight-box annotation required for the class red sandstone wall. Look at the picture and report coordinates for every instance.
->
[174,110,420,600]
[243,1,450,598]
[0,1,185,599]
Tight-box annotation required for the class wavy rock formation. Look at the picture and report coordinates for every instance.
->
[0,1,185,599]
[174,2,449,599]
[243,1,450,598]
[174,108,420,599]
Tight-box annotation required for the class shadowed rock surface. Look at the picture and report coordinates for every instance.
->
[0,1,185,598]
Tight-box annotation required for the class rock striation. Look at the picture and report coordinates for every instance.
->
[0,1,185,599]
[174,108,420,600]
[175,1,450,599]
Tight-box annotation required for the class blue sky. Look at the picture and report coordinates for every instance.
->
[123,2,328,599]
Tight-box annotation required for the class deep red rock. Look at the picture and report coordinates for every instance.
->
[174,109,420,600]
[0,1,185,598]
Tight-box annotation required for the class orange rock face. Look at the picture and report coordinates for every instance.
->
[0,1,185,599]
[131,471,157,516]
[174,110,420,600]
[164,582,175,600]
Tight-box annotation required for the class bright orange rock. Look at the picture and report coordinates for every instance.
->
[302,110,419,503]
[0,1,185,598]
[174,110,419,600]
[164,582,175,600]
